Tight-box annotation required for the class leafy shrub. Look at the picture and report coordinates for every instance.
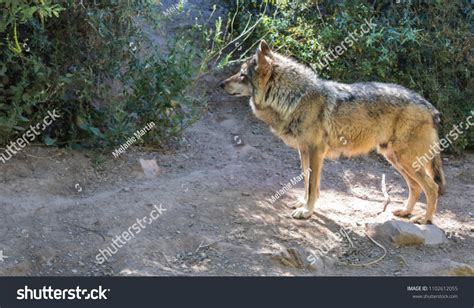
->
[0,0,200,149]
[223,0,473,153]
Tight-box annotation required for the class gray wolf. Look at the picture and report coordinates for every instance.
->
[220,40,445,224]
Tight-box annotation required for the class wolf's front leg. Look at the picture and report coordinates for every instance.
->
[291,146,325,219]
[290,144,310,209]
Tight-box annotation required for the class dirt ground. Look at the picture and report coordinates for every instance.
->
[0,1,472,277]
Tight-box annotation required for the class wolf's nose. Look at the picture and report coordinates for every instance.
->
[219,82,225,89]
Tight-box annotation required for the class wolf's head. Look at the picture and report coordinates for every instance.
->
[220,40,273,97]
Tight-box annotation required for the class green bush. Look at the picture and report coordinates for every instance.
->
[225,0,473,153]
[0,0,199,149]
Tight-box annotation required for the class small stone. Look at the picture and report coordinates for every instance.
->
[270,244,317,270]
[139,158,161,178]
[106,257,117,264]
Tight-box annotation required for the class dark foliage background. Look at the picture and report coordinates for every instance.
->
[0,0,197,149]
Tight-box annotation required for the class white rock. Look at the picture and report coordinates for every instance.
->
[366,220,446,246]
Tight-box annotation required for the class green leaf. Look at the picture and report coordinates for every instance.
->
[44,136,56,146]
[89,126,105,138]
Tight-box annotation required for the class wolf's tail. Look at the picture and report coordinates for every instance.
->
[430,111,445,195]
[432,153,446,195]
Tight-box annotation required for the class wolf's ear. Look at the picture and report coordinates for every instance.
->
[257,40,272,68]
[259,40,272,56]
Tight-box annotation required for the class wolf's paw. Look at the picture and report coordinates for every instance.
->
[288,199,305,209]
[291,207,313,219]
[410,215,432,225]
[392,209,412,217]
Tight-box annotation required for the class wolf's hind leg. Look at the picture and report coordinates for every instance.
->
[398,156,439,224]
[383,150,422,217]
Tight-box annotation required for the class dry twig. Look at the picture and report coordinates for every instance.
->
[194,240,221,254]
[381,173,391,212]
[339,232,387,267]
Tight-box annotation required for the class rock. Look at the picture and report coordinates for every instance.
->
[138,158,161,178]
[366,220,446,246]
[269,244,319,270]
[442,259,474,276]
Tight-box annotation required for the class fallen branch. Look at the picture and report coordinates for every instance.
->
[70,224,107,241]
[341,227,354,249]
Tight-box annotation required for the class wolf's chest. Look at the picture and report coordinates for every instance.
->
[249,99,283,128]
[249,99,299,149]
[249,99,271,124]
